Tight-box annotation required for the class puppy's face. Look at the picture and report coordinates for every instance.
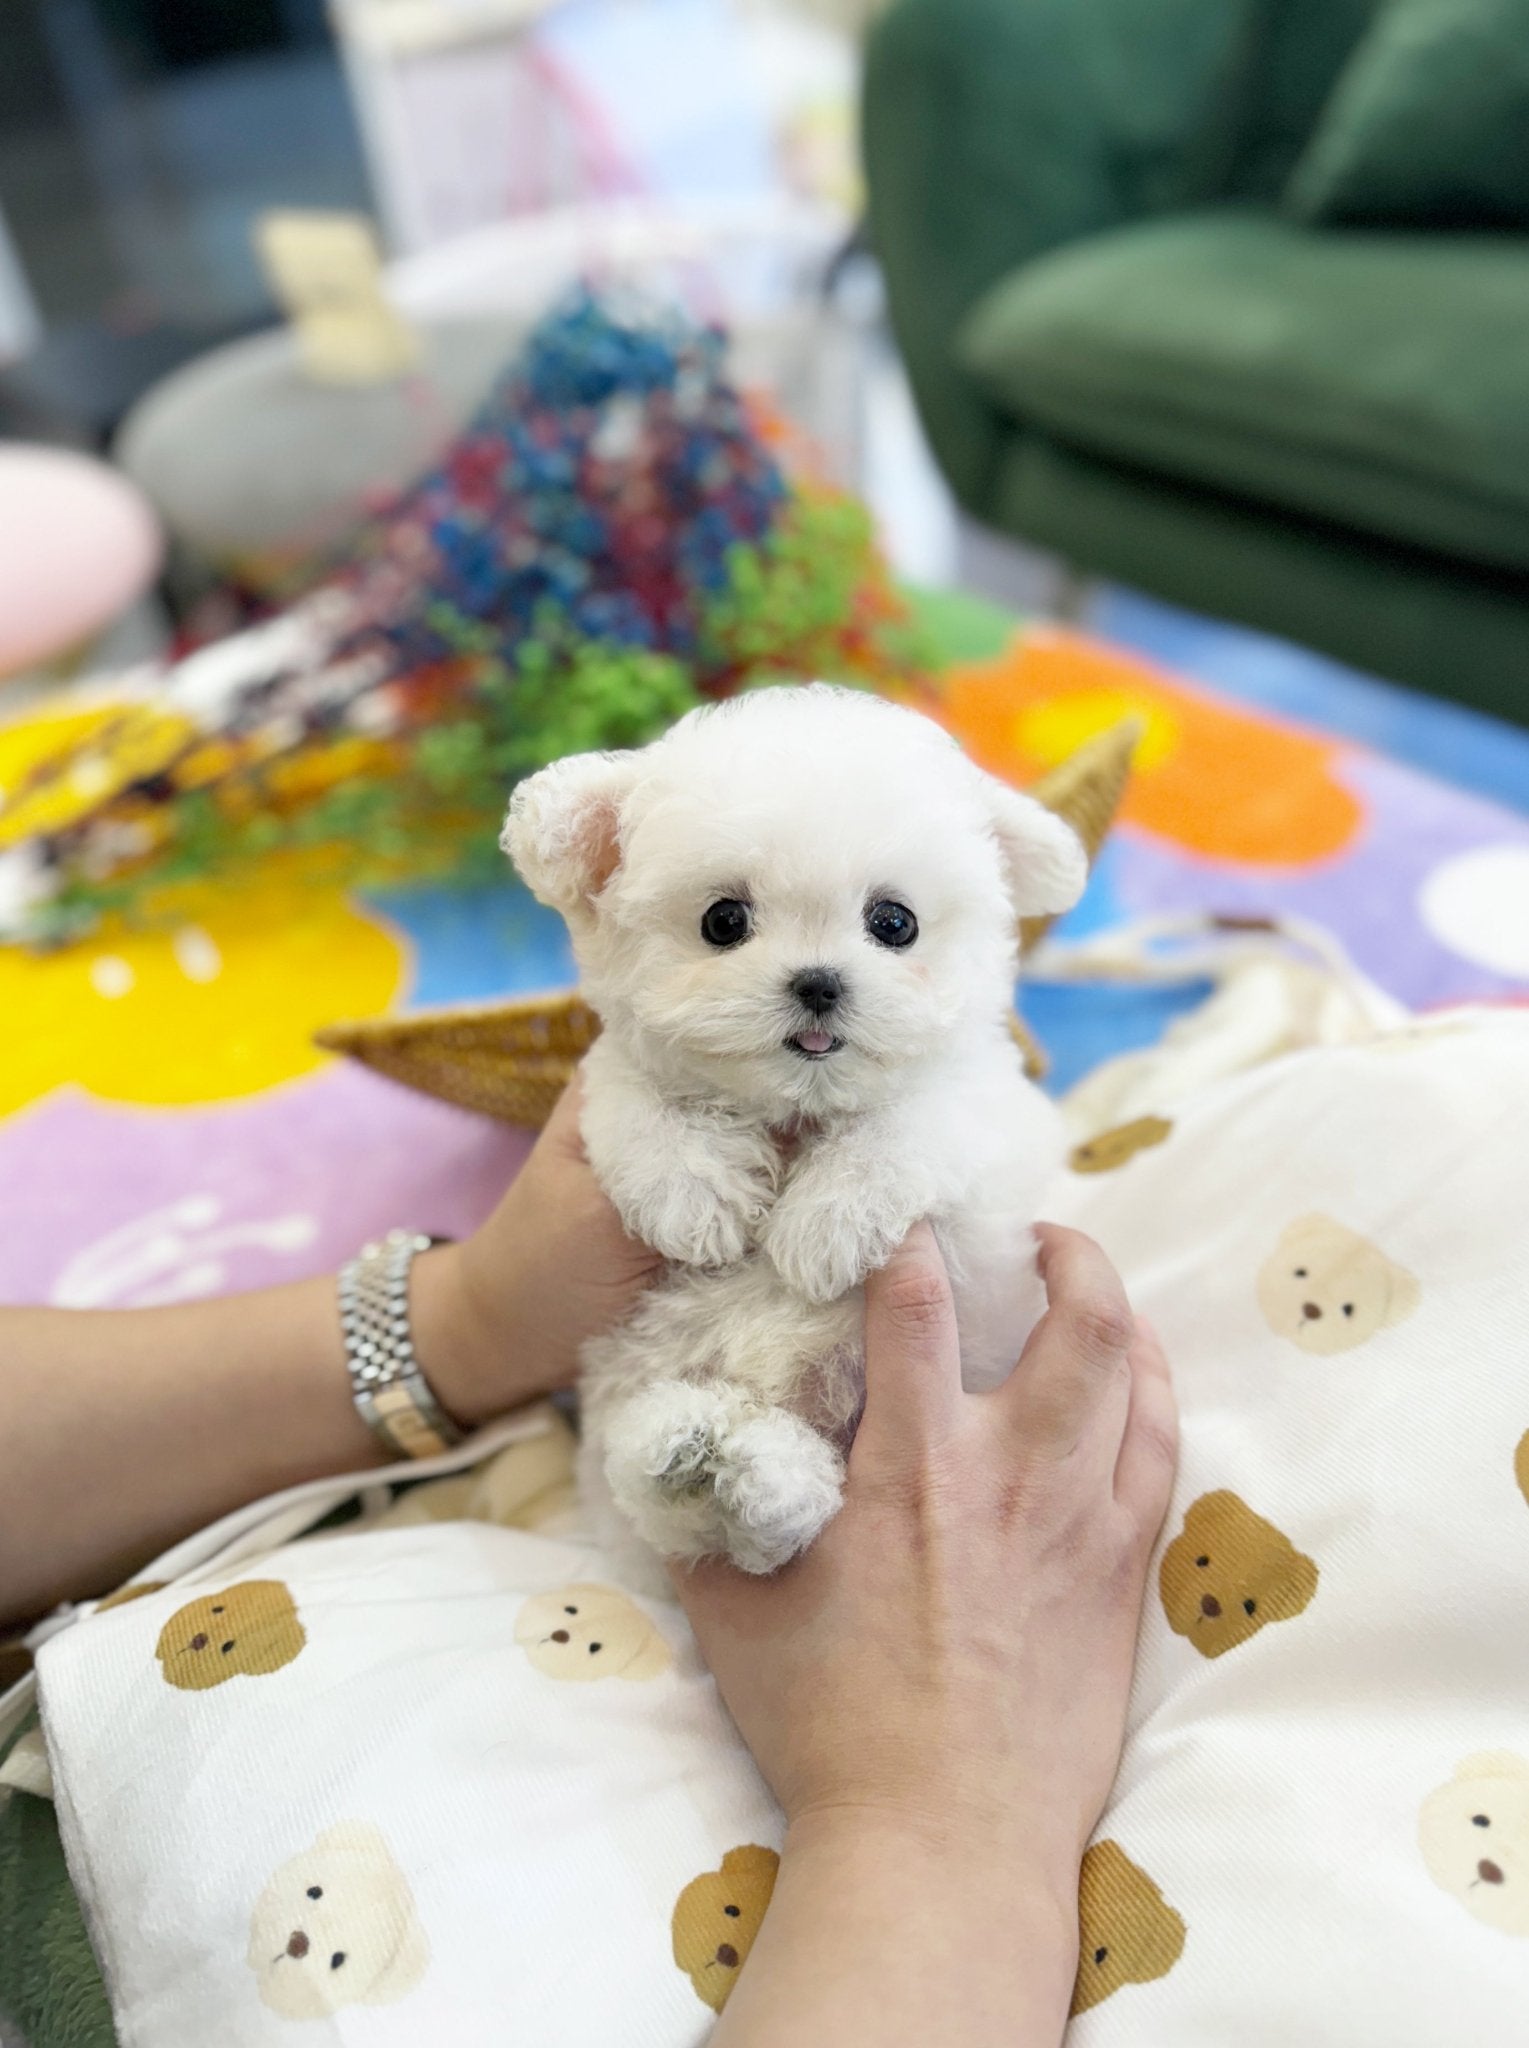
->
[504,686,1085,1115]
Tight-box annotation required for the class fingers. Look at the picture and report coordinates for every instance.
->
[1002,1224,1134,1463]
[856,1221,963,1459]
[1113,1314,1179,1528]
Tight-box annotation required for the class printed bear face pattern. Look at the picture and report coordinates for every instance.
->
[1160,1492,1319,1659]
[1419,1755,1529,1937]
[247,1821,430,2018]
[671,1845,780,2012]
[1070,1840,1186,2015]
[1257,1214,1419,1355]
[1069,1115,1173,1174]
[514,1584,671,1682]
[155,1580,305,1690]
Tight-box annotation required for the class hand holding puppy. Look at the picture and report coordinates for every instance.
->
[675,1222,1178,2047]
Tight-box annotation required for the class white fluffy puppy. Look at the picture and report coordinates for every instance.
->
[503,684,1085,1581]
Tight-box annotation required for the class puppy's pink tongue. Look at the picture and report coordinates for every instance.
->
[797,1029,834,1054]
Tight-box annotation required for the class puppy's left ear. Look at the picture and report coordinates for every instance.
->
[501,749,641,918]
[984,778,1088,918]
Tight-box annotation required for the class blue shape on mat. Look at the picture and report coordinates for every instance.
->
[362,881,575,1007]
[1091,587,1529,818]
[1049,836,1127,943]
[1011,838,1202,1094]
[1023,978,1214,1099]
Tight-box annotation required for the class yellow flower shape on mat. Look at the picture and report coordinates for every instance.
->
[0,858,407,1115]
[0,698,196,849]
[941,627,1362,866]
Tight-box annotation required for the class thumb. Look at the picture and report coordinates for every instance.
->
[857,1222,963,1460]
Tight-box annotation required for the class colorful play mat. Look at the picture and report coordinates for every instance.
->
[4,587,1529,1310]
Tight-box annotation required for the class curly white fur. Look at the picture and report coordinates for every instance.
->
[503,684,1084,1584]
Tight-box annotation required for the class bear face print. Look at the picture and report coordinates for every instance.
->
[1257,1213,1419,1355]
[155,1580,305,1691]
[672,1845,780,2012]
[1070,1840,1186,2015]
[247,1820,430,2018]
[1159,1491,1318,1659]
[1420,1754,1529,1937]
[1069,1115,1173,1175]
[514,1584,671,1681]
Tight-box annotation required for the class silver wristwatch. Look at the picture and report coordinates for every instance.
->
[337,1229,466,1461]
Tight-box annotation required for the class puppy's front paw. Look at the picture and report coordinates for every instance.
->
[763,1185,906,1304]
[639,1166,761,1268]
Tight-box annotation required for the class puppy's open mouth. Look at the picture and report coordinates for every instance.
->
[787,1029,843,1060]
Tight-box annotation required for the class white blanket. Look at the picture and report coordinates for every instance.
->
[32,1006,1529,2043]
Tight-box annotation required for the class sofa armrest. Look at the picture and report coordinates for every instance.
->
[863,0,1258,513]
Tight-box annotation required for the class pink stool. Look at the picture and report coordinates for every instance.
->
[0,445,163,680]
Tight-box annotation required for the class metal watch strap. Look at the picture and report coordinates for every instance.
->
[338,1229,466,1461]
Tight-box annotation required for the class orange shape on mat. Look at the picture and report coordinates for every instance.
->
[940,628,1362,867]
[0,855,407,1116]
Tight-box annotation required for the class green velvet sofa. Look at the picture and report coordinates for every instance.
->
[863,0,1529,723]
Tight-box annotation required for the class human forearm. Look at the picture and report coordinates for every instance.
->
[0,1243,527,1629]
[715,1812,1077,2048]
[0,1080,660,1631]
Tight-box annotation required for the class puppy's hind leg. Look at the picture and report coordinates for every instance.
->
[602,1379,844,1576]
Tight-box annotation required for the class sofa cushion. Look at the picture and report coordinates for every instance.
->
[1223,0,1379,201]
[1285,0,1529,228]
[959,211,1529,571]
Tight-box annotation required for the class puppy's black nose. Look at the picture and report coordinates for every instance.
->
[790,968,842,1014]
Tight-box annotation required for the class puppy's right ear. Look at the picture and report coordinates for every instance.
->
[501,750,640,917]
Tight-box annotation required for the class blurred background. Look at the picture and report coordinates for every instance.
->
[3,0,1529,1315]
[5,0,1529,720]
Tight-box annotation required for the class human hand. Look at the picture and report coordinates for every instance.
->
[413,1075,663,1427]
[673,1221,1177,1905]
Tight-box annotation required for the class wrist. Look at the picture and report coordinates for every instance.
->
[408,1241,526,1430]
[771,1807,1080,2039]
[785,1801,1078,1926]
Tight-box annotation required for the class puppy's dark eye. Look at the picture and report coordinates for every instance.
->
[701,899,752,948]
[865,900,917,949]
[1473,1814,1491,1828]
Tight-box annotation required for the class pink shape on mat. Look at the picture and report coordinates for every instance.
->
[0,1063,530,1308]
